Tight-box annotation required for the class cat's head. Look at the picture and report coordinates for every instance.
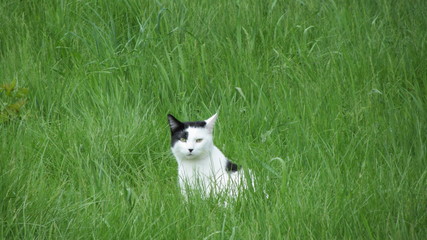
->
[167,113,218,161]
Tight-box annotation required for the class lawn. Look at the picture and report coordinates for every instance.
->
[1,0,426,239]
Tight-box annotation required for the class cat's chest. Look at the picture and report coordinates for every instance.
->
[177,162,233,195]
[178,160,223,179]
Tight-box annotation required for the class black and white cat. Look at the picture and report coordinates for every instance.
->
[167,113,247,198]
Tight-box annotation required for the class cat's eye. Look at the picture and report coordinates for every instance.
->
[180,138,187,142]
[196,138,203,143]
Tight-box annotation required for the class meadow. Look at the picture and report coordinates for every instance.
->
[1,0,426,239]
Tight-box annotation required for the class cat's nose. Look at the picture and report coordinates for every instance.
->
[188,149,193,152]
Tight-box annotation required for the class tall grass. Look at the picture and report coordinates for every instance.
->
[1,0,426,239]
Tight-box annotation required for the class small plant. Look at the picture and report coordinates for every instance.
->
[0,79,29,123]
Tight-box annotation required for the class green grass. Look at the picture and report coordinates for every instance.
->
[1,0,426,239]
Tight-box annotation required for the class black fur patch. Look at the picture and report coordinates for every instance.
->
[187,121,206,128]
[225,159,240,172]
[167,114,207,147]
[170,130,188,147]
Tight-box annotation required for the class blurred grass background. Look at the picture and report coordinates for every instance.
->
[1,0,426,239]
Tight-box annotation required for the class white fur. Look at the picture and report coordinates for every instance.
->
[170,114,246,198]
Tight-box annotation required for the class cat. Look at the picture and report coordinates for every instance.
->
[167,113,248,199]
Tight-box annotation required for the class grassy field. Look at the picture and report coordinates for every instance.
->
[1,0,426,239]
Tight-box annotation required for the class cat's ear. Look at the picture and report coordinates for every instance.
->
[167,114,183,132]
[205,113,218,133]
